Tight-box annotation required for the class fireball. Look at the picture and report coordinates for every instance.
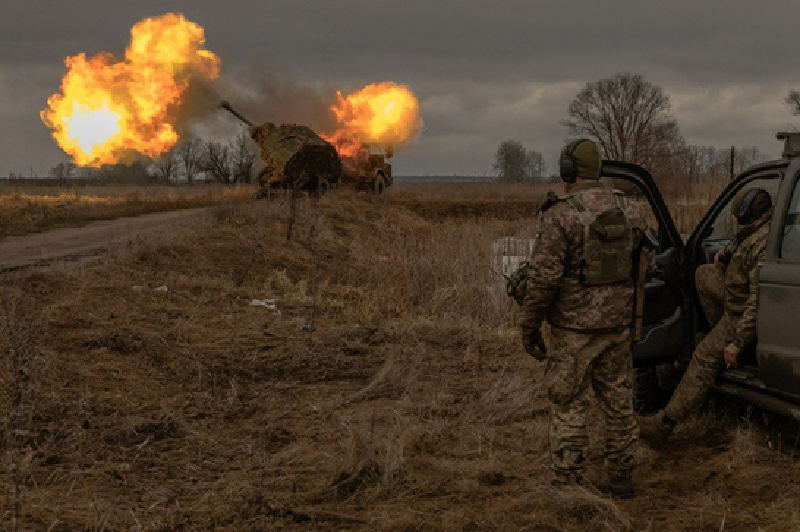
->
[323,82,423,158]
[41,13,220,167]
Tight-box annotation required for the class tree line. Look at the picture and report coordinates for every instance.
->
[47,130,257,185]
[494,72,782,183]
[493,141,550,183]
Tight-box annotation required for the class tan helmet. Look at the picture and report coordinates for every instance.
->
[559,139,601,182]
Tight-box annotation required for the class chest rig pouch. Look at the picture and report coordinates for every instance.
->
[565,191,633,286]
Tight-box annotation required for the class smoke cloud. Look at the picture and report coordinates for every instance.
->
[188,61,339,141]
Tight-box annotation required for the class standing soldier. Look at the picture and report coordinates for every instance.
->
[517,139,647,498]
[638,188,772,441]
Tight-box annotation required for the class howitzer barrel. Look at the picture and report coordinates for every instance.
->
[220,101,253,127]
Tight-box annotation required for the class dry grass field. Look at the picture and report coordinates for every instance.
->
[391,178,729,235]
[0,184,258,240]
[1,182,796,530]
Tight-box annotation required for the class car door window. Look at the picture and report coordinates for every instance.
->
[781,179,800,260]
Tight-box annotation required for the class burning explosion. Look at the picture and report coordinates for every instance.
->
[41,13,220,167]
[323,82,423,159]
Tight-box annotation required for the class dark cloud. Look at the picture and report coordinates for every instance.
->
[2,0,799,175]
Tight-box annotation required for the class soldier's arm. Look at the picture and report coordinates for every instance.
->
[519,209,568,333]
[731,243,765,350]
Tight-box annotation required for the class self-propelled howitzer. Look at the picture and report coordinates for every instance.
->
[220,101,342,196]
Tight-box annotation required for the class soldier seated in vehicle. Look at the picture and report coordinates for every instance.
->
[639,188,773,442]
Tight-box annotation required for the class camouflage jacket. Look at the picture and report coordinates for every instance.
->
[724,212,771,350]
[519,182,648,334]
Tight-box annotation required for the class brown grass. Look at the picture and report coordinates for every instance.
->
[0,184,793,530]
[0,184,258,240]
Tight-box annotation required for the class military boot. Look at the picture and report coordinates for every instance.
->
[637,411,675,444]
[600,471,634,499]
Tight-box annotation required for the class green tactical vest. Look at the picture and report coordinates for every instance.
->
[565,191,633,286]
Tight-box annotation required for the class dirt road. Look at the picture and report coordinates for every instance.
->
[0,207,210,272]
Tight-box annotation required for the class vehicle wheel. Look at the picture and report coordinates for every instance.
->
[374,174,386,195]
[633,367,662,414]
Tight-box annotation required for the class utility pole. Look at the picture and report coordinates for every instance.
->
[730,146,735,180]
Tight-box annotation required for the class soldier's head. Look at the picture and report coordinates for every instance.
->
[559,139,601,184]
[731,188,772,226]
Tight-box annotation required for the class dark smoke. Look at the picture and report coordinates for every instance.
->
[181,60,339,141]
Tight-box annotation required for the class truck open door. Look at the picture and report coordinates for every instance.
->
[600,161,689,366]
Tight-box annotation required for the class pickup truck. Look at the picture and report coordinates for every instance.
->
[605,132,800,420]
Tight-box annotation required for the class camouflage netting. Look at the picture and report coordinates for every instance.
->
[250,123,342,189]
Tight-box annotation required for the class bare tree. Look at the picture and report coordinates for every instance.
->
[494,140,528,182]
[525,150,548,181]
[563,73,682,169]
[154,149,178,182]
[201,141,233,184]
[670,143,724,181]
[786,89,800,115]
[77,166,101,179]
[48,162,76,181]
[731,146,769,175]
[230,131,256,184]
[98,161,152,183]
[177,137,203,184]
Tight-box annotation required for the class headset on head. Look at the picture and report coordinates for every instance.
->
[559,138,590,184]
[735,188,770,225]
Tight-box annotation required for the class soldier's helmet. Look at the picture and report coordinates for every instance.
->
[559,139,601,180]
[731,188,772,225]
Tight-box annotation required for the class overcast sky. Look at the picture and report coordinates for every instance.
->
[2,0,799,176]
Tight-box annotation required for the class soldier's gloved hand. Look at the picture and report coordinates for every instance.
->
[723,342,741,368]
[521,328,547,361]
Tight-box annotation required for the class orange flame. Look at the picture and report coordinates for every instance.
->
[323,82,423,159]
[41,13,220,167]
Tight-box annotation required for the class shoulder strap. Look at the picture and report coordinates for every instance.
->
[565,195,594,226]
[565,195,593,279]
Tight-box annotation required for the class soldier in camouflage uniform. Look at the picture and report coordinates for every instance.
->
[695,260,726,328]
[639,188,773,442]
[519,139,648,498]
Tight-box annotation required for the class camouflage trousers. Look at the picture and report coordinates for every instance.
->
[664,263,730,423]
[664,314,733,422]
[696,264,725,327]
[546,326,636,477]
